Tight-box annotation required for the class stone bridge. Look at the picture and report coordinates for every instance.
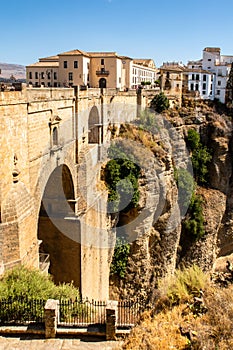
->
[0,85,152,299]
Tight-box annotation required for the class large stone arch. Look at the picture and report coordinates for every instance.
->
[88,106,100,144]
[37,164,81,288]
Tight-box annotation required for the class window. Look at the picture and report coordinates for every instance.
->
[196,74,200,81]
[195,84,199,91]
[47,72,51,79]
[192,74,195,80]
[190,83,194,91]
[64,61,68,68]
[203,83,206,90]
[87,62,89,69]
[52,127,58,146]
[41,72,44,79]
[87,74,89,81]
[35,72,38,79]
[203,74,206,81]
[48,82,51,87]
[216,90,220,95]
[74,61,78,68]
[218,80,221,86]
[119,77,121,83]
[210,84,213,90]
[35,82,39,87]
[208,67,211,69]
[54,72,57,80]
[68,72,73,81]
[208,58,212,61]
[101,59,104,65]
[29,72,32,79]
[166,72,170,78]
[54,82,57,87]
[202,91,206,95]
[218,69,222,76]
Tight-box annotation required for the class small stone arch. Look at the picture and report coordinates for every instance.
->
[88,106,100,144]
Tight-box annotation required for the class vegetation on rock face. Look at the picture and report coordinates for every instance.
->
[183,193,205,240]
[122,266,233,350]
[150,92,170,113]
[186,129,212,185]
[104,142,141,213]
[110,237,130,279]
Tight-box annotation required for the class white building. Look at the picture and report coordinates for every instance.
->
[185,64,215,100]
[193,47,233,103]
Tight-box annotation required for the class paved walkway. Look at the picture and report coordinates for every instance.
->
[0,336,123,350]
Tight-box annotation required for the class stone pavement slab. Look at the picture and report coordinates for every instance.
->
[0,336,123,350]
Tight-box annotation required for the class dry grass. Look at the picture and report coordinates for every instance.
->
[121,268,233,350]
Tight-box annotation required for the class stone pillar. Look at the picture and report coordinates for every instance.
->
[106,300,118,341]
[44,299,59,339]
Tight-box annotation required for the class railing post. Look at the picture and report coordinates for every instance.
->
[106,300,118,341]
[44,299,59,339]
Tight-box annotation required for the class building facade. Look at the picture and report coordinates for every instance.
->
[26,49,157,91]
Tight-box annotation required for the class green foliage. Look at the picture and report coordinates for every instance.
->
[174,168,195,212]
[151,92,170,113]
[0,266,80,301]
[186,129,200,150]
[105,143,140,213]
[158,265,209,305]
[183,193,205,240]
[186,129,212,185]
[141,81,151,86]
[138,109,160,135]
[110,237,130,279]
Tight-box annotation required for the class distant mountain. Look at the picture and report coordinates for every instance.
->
[0,62,26,80]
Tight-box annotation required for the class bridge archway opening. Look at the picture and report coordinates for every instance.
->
[88,106,100,144]
[38,164,81,288]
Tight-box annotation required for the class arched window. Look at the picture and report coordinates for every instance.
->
[53,127,58,146]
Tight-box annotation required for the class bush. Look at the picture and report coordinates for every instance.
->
[0,266,80,301]
[183,193,205,240]
[110,237,130,279]
[151,92,170,113]
[186,129,212,185]
[158,265,209,305]
[105,142,141,213]
[174,168,195,214]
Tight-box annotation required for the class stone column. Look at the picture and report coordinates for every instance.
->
[44,299,59,339]
[106,300,118,341]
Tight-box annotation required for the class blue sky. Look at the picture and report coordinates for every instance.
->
[1,0,233,67]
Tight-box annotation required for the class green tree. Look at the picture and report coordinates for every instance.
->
[151,92,170,113]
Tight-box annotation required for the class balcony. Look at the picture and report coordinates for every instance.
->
[96,70,110,76]
[39,253,50,274]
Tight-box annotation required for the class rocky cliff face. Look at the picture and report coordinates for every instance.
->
[108,99,233,302]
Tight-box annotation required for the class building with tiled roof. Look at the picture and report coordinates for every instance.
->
[26,49,157,90]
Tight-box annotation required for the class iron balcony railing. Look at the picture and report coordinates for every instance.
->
[96,70,110,76]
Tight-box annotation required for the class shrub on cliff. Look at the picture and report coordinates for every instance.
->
[186,129,212,185]
[151,92,170,113]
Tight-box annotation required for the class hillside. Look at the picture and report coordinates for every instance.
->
[0,62,26,80]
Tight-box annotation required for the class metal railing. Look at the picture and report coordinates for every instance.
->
[117,300,142,327]
[0,296,46,325]
[59,298,106,326]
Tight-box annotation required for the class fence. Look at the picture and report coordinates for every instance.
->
[0,297,144,328]
[117,300,142,327]
[0,296,46,325]
[59,298,106,326]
